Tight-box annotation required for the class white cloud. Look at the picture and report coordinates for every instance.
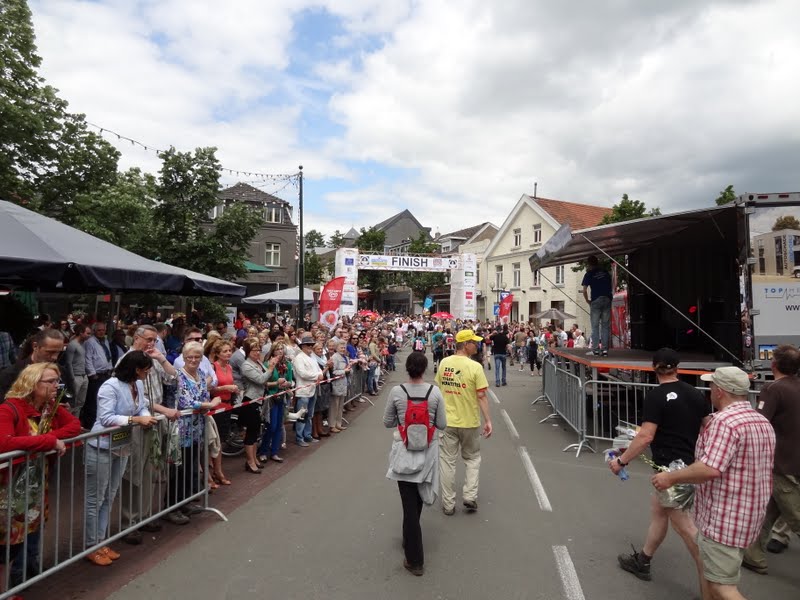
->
[28,0,800,241]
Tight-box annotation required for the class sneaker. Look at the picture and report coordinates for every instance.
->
[767,539,788,554]
[182,502,203,515]
[618,546,651,581]
[164,510,190,525]
[306,437,320,444]
[601,351,608,357]
[463,499,478,512]
[140,521,162,533]
[443,506,455,516]
[586,350,599,356]
[403,559,424,576]
[502,382,507,386]
[297,440,310,447]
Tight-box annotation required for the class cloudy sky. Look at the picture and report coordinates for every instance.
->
[30,0,800,239]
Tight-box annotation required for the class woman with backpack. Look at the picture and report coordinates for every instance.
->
[383,351,447,577]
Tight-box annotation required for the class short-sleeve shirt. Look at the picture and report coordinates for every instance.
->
[693,401,775,548]
[435,354,489,428]
[756,375,800,476]
[490,333,510,355]
[581,268,612,301]
[641,381,711,467]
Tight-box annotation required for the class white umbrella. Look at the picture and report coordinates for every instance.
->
[242,286,316,305]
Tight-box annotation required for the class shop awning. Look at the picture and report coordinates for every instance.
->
[529,205,738,270]
[244,261,273,273]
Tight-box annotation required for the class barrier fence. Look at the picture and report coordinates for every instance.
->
[534,358,763,459]
[0,366,375,599]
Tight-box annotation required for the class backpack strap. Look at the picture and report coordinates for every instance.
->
[424,385,433,400]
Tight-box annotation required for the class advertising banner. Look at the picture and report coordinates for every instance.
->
[359,254,460,272]
[334,248,359,318]
[318,277,346,331]
[499,293,514,324]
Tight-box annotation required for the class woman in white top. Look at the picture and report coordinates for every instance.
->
[85,351,158,566]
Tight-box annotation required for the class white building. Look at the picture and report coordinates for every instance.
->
[481,195,611,327]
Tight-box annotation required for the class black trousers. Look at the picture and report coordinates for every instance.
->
[80,372,110,429]
[398,481,424,567]
[166,443,201,506]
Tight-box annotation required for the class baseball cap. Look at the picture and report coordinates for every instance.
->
[455,330,482,344]
[652,348,680,369]
[700,366,751,395]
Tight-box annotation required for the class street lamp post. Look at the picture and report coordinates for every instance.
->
[297,165,304,324]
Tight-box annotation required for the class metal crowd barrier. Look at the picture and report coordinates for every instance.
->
[1,409,223,599]
[536,365,764,460]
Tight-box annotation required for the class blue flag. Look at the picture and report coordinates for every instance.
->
[423,296,433,311]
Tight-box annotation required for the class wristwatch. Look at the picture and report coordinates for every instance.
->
[616,457,628,467]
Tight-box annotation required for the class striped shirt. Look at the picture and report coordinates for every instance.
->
[693,401,775,548]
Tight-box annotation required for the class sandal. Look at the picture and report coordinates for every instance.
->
[213,473,232,485]
[208,479,219,490]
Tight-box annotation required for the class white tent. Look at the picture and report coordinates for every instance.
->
[242,286,316,305]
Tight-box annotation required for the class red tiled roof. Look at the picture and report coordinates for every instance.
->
[533,196,612,230]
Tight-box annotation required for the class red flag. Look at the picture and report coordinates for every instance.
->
[319,277,346,331]
[499,293,514,324]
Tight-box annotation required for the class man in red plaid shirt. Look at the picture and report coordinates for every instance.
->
[652,366,775,600]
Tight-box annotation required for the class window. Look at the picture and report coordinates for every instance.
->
[555,265,565,285]
[513,228,522,247]
[533,223,542,244]
[265,204,283,223]
[532,269,540,287]
[513,263,521,287]
[495,265,503,289]
[265,243,281,267]
[441,242,451,253]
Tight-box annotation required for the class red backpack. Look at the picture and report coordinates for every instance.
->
[397,384,436,451]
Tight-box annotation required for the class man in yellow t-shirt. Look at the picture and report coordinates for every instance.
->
[435,329,492,515]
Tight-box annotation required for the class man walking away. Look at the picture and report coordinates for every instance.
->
[743,344,800,574]
[581,255,613,356]
[610,348,711,599]
[435,330,492,516]
[652,367,775,600]
[489,327,509,387]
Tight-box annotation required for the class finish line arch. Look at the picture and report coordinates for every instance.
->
[334,249,477,319]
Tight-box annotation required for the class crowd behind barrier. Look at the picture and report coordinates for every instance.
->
[0,308,527,598]
[536,356,763,458]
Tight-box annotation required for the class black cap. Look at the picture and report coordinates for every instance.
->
[652,347,680,369]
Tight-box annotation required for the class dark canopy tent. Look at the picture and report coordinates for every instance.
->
[0,200,245,296]
[530,205,746,360]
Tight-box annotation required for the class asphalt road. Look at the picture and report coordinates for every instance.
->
[105,359,799,600]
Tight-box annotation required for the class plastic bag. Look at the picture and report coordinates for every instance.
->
[655,459,695,510]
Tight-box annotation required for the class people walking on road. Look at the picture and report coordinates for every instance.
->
[435,329,492,515]
[742,344,800,574]
[609,348,712,599]
[384,351,447,576]
[489,326,509,387]
[581,255,613,356]
[652,366,775,600]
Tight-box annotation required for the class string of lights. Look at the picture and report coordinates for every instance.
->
[85,121,298,182]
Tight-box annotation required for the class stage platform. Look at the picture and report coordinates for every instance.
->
[551,347,732,376]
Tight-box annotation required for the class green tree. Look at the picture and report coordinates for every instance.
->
[599,194,661,225]
[329,229,346,248]
[0,1,119,214]
[773,215,800,231]
[403,232,446,303]
[152,147,262,281]
[304,229,325,249]
[304,251,324,284]
[715,184,737,206]
[355,227,388,299]
[71,168,158,256]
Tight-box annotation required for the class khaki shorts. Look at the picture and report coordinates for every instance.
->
[697,532,745,585]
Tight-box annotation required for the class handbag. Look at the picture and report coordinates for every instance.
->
[164,420,182,466]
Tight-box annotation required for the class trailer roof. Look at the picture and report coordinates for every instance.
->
[529,204,739,270]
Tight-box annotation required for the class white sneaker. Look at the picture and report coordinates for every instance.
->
[287,407,308,422]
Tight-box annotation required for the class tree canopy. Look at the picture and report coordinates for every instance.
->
[773,215,800,231]
[403,232,446,303]
[304,229,325,249]
[715,185,737,206]
[599,194,661,225]
[329,230,346,248]
[355,227,388,298]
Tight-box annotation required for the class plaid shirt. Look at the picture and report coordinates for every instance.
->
[694,401,776,548]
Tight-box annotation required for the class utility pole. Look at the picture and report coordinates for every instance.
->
[298,165,304,323]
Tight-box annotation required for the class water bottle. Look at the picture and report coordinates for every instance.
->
[604,449,629,481]
[618,466,629,481]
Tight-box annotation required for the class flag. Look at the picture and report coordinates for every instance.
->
[319,277,346,331]
[499,293,514,324]
[423,296,433,312]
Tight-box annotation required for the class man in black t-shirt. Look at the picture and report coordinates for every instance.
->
[489,327,510,387]
[608,348,712,599]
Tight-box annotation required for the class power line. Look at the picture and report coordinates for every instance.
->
[85,121,297,182]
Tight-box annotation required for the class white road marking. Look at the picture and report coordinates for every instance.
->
[500,409,519,441]
[518,446,552,512]
[552,546,586,600]
[489,389,500,405]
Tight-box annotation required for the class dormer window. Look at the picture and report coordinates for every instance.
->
[265,204,283,223]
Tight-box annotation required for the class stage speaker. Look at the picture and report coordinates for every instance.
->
[711,322,741,362]
[630,293,662,350]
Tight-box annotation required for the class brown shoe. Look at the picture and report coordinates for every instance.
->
[86,550,112,566]
[101,546,121,560]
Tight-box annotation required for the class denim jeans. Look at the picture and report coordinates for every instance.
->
[258,399,285,457]
[493,354,507,385]
[295,394,316,442]
[367,364,378,393]
[84,444,128,548]
[590,296,612,352]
